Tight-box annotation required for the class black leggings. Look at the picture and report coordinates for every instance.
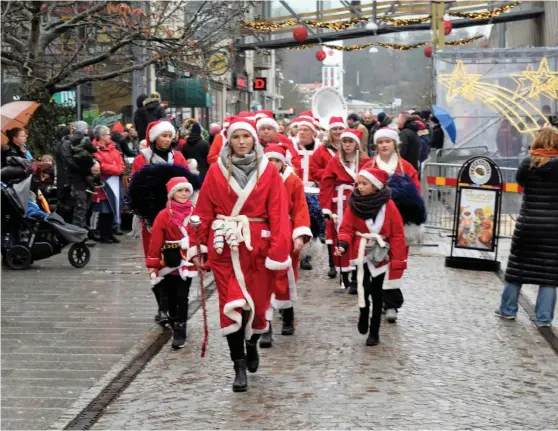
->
[226,311,261,361]
[163,275,191,323]
[362,265,386,337]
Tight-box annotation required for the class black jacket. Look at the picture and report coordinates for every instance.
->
[430,124,444,150]
[181,134,209,181]
[399,119,421,171]
[59,133,90,186]
[505,156,558,286]
[110,132,137,158]
[134,100,166,141]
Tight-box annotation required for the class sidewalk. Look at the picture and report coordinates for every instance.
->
[93,245,558,430]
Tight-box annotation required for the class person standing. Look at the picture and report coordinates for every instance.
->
[397,113,421,172]
[134,92,166,142]
[347,113,369,156]
[496,127,558,327]
[187,117,291,392]
[362,112,379,156]
[181,123,210,182]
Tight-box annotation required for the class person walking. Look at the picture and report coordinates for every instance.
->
[397,113,421,172]
[347,113,369,156]
[496,127,558,327]
[181,123,210,182]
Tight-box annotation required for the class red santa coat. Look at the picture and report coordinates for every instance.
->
[271,139,302,179]
[309,144,337,185]
[146,207,197,285]
[272,166,312,310]
[131,148,190,257]
[337,200,408,308]
[207,131,225,165]
[188,156,292,339]
[319,155,371,272]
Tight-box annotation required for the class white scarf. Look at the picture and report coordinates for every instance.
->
[375,153,399,175]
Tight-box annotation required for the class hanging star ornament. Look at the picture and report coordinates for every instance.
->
[514,57,558,100]
[438,61,483,102]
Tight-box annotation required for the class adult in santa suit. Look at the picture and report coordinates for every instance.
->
[310,116,345,278]
[367,127,424,323]
[319,128,371,292]
[187,117,291,393]
[335,167,407,346]
[131,120,190,322]
[259,144,312,348]
[207,116,232,165]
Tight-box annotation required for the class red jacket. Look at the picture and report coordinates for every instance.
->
[309,144,337,185]
[207,132,225,165]
[93,142,125,201]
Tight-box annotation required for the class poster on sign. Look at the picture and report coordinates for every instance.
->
[455,187,498,252]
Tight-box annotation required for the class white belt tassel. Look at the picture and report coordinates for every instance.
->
[355,232,387,308]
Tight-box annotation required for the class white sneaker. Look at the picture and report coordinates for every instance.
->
[386,308,397,323]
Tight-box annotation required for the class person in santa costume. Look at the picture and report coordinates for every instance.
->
[207,115,232,165]
[367,127,425,323]
[187,117,291,393]
[319,128,371,292]
[310,115,345,277]
[131,120,190,323]
[335,167,407,346]
[146,176,196,350]
[259,144,312,348]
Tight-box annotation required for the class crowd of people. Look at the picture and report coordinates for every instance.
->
[1,101,556,395]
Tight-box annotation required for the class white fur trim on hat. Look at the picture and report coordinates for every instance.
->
[340,130,360,143]
[358,170,384,190]
[328,121,345,130]
[297,120,316,132]
[374,127,400,145]
[257,117,279,131]
[149,121,176,143]
[227,121,259,145]
[167,182,193,200]
[265,151,286,164]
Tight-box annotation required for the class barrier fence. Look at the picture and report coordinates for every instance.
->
[421,162,522,238]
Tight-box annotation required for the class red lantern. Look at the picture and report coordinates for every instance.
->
[479,38,489,48]
[316,49,326,62]
[424,46,433,58]
[443,20,453,36]
[293,26,308,43]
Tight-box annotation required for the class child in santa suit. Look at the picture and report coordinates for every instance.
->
[335,167,407,346]
[146,176,196,350]
[320,128,371,291]
[260,144,312,348]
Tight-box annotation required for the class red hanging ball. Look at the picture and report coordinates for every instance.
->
[424,46,433,58]
[293,26,308,43]
[479,38,489,48]
[443,20,453,36]
[316,49,326,62]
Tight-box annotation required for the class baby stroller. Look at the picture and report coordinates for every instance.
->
[1,176,90,270]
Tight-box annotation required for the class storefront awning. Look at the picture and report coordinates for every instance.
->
[157,78,211,108]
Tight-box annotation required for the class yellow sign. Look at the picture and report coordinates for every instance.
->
[207,51,229,76]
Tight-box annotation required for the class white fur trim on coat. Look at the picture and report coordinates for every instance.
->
[265,255,292,271]
[149,121,176,143]
[358,170,385,190]
[404,223,424,245]
[185,244,208,262]
[257,117,279,131]
[322,208,333,216]
[292,226,313,241]
[167,182,193,200]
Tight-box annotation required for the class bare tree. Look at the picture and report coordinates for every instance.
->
[1,1,253,98]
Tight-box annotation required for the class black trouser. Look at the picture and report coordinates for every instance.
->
[363,265,386,337]
[383,288,404,310]
[162,275,191,323]
[226,311,261,361]
[70,183,90,228]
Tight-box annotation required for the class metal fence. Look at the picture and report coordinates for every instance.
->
[421,162,522,238]
[435,146,489,163]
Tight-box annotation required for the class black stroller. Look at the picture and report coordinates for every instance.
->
[1,176,90,269]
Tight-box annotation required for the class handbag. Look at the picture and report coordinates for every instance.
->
[161,243,182,268]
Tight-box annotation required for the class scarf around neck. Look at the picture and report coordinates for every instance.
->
[220,144,259,189]
[348,187,391,221]
[375,153,399,174]
[530,148,558,158]
[169,200,193,227]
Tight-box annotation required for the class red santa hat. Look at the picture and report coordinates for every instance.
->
[226,117,259,144]
[222,115,233,129]
[237,111,257,121]
[255,110,274,120]
[299,110,321,129]
[373,127,400,145]
[166,176,193,200]
[328,116,346,130]
[264,144,287,165]
[340,128,363,144]
[146,120,176,146]
[256,115,279,131]
[358,167,389,190]
[292,116,316,133]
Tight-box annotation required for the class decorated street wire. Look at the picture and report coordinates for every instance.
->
[127,164,201,227]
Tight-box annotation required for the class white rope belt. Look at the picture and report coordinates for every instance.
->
[212,215,267,255]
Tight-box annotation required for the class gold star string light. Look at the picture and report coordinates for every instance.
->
[449,1,520,19]
[242,17,367,31]
[511,63,534,96]
[438,61,483,102]
[514,57,558,100]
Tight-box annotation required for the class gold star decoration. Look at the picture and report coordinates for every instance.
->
[514,57,558,100]
[511,63,533,96]
[438,60,483,102]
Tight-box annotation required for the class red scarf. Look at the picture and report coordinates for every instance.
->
[529,148,558,158]
[168,200,193,227]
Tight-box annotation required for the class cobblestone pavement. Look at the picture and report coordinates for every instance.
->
[94,247,558,430]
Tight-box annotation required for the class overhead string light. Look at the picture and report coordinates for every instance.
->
[242,17,367,31]
[448,1,520,19]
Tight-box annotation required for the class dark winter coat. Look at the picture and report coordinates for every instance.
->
[59,133,90,187]
[181,134,210,181]
[399,119,421,172]
[430,124,444,150]
[110,131,137,158]
[134,98,166,141]
[505,156,558,286]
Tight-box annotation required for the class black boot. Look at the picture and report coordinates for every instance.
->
[232,359,248,392]
[358,307,369,334]
[259,322,273,348]
[98,214,114,244]
[327,245,337,278]
[107,214,120,244]
[300,255,312,270]
[172,322,187,350]
[348,281,357,295]
[342,272,350,290]
[366,333,380,346]
[245,336,260,373]
[281,307,295,335]
[154,283,170,328]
